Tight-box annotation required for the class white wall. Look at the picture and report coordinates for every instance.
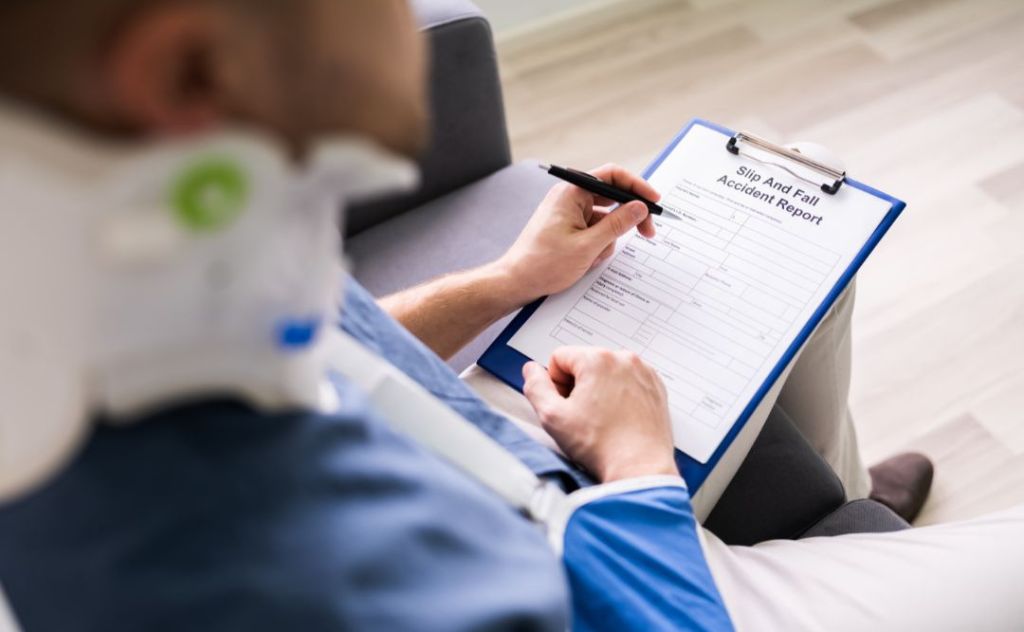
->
[472,0,608,34]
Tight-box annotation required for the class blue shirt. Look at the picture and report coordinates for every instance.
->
[0,279,732,631]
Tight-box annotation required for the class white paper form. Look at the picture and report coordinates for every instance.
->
[509,124,894,463]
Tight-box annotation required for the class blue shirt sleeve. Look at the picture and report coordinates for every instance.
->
[561,482,734,632]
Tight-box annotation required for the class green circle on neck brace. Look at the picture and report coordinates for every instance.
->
[171,158,249,232]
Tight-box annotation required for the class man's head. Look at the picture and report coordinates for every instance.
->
[0,0,429,158]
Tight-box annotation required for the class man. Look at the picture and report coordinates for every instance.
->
[0,1,1021,631]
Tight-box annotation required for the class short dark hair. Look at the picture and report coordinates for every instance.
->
[0,0,290,108]
[0,1,146,105]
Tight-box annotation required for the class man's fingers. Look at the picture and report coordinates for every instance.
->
[638,214,656,238]
[589,206,657,239]
[592,242,615,269]
[549,345,610,378]
[585,201,648,246]
[589,164,662,202]
[522,362,567,421]
[546,354,576,397]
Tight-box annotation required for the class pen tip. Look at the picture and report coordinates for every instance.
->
[538,163,550,171]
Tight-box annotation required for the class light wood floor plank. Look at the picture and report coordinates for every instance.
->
[980,161,1024,208]
[911,415,1024,525]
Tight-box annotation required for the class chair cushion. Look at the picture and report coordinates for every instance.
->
[347,161,552,372]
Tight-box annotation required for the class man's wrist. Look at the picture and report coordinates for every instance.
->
[481,258,540,311]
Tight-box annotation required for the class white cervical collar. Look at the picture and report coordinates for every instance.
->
[0,101,417,502]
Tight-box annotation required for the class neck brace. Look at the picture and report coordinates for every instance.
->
[0,101,418,502]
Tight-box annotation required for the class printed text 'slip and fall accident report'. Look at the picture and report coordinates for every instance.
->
[506,124,895,464]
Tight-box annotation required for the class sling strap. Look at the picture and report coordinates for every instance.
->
[320,329,568,525]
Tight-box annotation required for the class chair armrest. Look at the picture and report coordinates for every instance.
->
[346,0,512,236]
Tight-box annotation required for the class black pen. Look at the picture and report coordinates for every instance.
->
[539,163,676,218]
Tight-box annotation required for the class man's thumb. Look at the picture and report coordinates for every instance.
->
[522,362,565,421]
[594,201,648,243]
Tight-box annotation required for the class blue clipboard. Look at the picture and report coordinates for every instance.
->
[478,118,906,492]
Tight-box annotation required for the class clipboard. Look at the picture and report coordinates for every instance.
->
[478,118,906,493]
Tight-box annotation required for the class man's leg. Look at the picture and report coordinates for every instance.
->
[774,281,871,500]
[700,503,1024,631]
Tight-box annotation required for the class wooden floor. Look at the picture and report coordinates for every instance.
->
[495,0,1024,525]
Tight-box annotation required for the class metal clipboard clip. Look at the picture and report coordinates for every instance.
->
[726,132,846,195]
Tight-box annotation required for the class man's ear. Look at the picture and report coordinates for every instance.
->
[104,3,230,134]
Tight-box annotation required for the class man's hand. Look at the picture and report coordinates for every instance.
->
[522,346,678,483]
[379,164,658,361]
[495,164,660,305]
